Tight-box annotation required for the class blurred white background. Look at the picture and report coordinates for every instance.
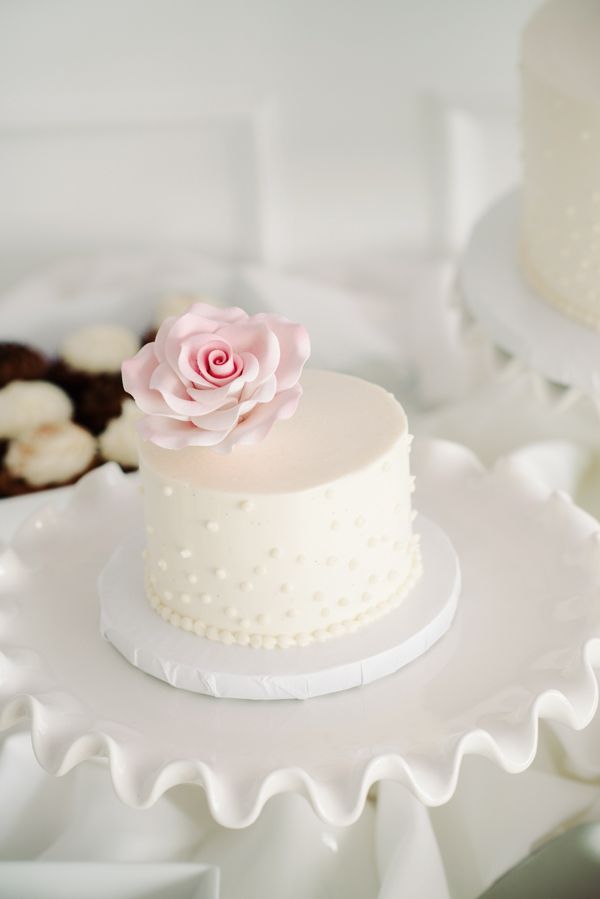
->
[0,0,538,289]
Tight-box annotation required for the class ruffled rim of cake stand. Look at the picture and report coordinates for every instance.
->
[1,450,600,828]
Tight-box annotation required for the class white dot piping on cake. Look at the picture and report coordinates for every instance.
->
[180,593,191,604]
[205,520,219,533]
[253,565,267,576]
[215,567,227,580]
[200,593,212,605]
[163,486,174,497]
[157,559,167,571]
[180,548,192,559]
[269,547,281,559]
[239,500,254,512]
[239,581,254,592]
[145,542,424,648]
[188,573,198,584]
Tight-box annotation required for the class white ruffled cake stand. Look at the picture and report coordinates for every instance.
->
[2,440,600,828]
[459,189,600,398]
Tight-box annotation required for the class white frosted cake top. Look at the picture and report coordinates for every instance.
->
[522,0,600,102]
[139,369,407,494]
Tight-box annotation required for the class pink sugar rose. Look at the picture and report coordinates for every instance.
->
[122,304,310,453]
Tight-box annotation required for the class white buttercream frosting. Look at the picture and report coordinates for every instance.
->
[154,293,225,327]
[521,0,600,328]
[61,325,140,374]
[0,380,73,439]
[6,422,97,486]
[139,369,421,647]
[98,400,141,468]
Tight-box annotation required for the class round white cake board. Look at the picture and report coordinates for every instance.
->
[460,190,600,397]
[98,516,460,701]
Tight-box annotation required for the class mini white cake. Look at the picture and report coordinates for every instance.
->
[138,370,420,648]
[123,303,421,649]
[521,0,600,328]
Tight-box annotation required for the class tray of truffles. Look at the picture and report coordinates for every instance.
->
[0,292,217,498]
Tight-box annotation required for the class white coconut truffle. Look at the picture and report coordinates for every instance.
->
[154,292,225,327]
[0,380,73,439]
[98,399,141,468]
[5,422,97,487]
[60,325,140,374]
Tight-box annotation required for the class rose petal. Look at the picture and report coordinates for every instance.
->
[139,415,232,449]
[218,321,281,386]
[190,401,244,432]
[214,385,302,454]
[240,373,277,405]
[149,363,210,417]
[254,313,311,390]
[153,315,177,363]
[162,312,224,372]
[122,344,174,416]
[187,303,248,325]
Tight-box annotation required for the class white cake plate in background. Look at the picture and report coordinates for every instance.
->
[99,518,459,701]
[2,442,600,828]
[460,190,600,398]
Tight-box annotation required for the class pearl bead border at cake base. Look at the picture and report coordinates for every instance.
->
[144,541,423,650]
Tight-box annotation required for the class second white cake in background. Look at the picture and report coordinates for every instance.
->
[520,0,600,328]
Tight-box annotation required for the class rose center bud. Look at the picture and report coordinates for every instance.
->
[197,343,243,386]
